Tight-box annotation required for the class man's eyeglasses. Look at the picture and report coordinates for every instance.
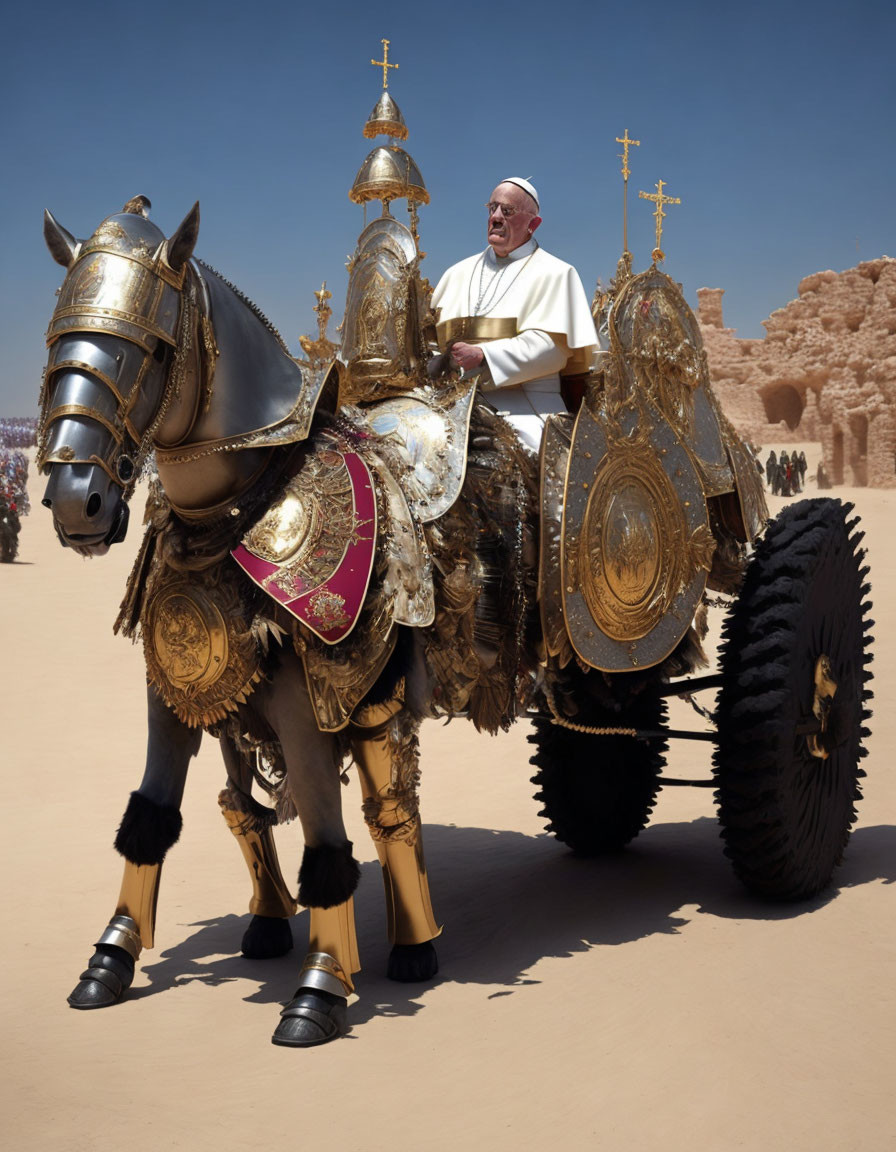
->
[485,201,531,218]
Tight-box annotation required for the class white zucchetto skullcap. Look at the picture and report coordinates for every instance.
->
[500,177,539,210]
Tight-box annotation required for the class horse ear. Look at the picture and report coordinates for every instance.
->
[167,202,200,273]
[44,210,80,268]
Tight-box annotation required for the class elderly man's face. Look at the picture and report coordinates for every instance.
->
[486,182,541,257]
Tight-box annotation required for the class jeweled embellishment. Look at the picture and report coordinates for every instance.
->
[307,588,351,631]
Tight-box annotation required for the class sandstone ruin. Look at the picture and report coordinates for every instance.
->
[697,257,896,486]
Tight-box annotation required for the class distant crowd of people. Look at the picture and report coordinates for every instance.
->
[1,449,30,517]
[0,417,36,519]
[0,417,37,450]
[765,450,807,496]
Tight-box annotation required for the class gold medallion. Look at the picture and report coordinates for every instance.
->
[149,585,229,691]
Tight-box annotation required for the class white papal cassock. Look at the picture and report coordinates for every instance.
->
[431,238,598,451]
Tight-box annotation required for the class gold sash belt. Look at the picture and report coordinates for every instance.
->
[436,316,518,346]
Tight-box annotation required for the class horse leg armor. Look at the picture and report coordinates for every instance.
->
[68,686,198,1009]
[217,731,297,960]
[68,791,180,1008]
[351,696,441,983]
[218,792,297,958]
[272,847,362,1048]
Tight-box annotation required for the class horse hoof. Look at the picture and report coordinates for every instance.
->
[241,915,293,959]
[68,945,134,1010]
[271,989,347,1047]
[387,941,439,983]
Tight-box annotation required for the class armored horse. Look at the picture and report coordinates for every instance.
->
[40,197,536,1046]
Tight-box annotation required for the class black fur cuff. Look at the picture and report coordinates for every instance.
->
[298,841,361,909]
[114,791,183,865]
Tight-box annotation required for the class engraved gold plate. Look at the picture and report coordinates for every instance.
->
[140,553,263,728]
[610,267,733,497]
[561,389,714,673]
[148,584,229,690]
[353,383,476,523]
[539,413,575,664]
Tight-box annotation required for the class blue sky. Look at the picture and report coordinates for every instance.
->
[1,0,893,414]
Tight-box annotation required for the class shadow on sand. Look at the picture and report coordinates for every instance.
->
[136,816,896,1032]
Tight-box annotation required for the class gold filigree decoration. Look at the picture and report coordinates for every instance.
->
[298,282,339,369]
[572,431,713,644]
[143,568,263,728]
[360,710,422,845]
[307,588,351,631]
[242,448,367,601]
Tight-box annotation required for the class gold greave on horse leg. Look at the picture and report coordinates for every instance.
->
[351,709,442,948]
[375,829,441,947]
[300,898,361,996]
[96,861,162,956]
[218,799,298,919]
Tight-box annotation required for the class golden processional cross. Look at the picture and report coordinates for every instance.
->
[638,178,681,263]
[313,281,332,339]
[616,129,640,255]
[371,38,399,89]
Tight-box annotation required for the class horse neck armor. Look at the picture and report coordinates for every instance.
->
[153,263,340,520]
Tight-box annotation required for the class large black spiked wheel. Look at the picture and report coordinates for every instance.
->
[714,498,873,900]
[529,693,668,854]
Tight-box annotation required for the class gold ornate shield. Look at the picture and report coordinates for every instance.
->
[559,375,716,674]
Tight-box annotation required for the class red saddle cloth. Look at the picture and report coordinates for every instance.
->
[231,446,377,645]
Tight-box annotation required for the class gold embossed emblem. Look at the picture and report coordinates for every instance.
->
[141,562,264,728]
[307,588,351,631]
[560,297,717,671]
[149,585,229,690]
[576,445,712,643]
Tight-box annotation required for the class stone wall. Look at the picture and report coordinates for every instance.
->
[696,258,896,486]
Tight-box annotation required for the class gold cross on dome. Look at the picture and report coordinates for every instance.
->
[616,128,641,254]
[638,178,681,263]
[371,39,399,89]
[616,129,640,182]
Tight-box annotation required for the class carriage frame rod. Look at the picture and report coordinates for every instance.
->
[637,728,717,743]
[658,674,724,697]
[656,776,717,788]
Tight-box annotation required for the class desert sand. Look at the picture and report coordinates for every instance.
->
[1,446,893,1151]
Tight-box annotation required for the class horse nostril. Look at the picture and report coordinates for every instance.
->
[86,493,102,518]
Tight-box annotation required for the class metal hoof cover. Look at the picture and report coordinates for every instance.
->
[67,975,123,1010]
[67,943,135,1009]
[272,991,347,1048]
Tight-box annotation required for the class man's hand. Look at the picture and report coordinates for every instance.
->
[450,342,485,372]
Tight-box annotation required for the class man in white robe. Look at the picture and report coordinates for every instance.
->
[431,178,598,451]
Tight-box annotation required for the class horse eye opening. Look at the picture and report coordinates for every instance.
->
[85,492,102,518]
[117,455,136,483]
[152,341,167,363]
